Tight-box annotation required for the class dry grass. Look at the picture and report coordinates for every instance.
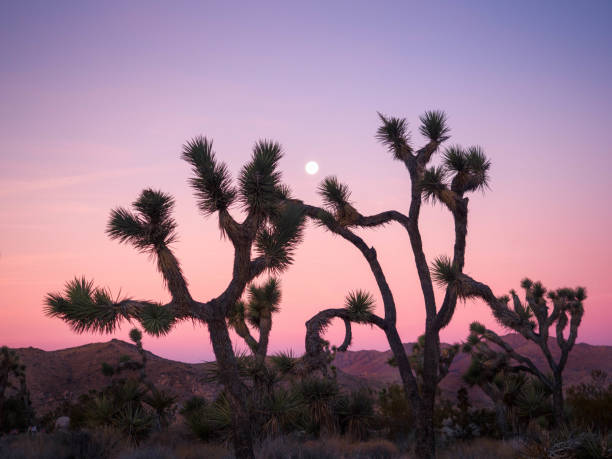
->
[258,436,401,458]
[437,438,516,459]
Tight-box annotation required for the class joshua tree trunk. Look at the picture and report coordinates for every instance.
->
[552,372,565,426]
[207,316,254,459]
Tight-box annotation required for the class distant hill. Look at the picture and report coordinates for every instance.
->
[332,334,612,405]
[12,334,612,414]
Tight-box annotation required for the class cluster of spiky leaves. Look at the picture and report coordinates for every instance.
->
[376,113,412,160]
[181,136,236,216]
[107,189,178,253]
[419,110,450,143]
[238,140,286,216]
[255,202,305,273]
[45,277,131,334]
[420,144,491,208]
[44,277,175,336]
[244,277,281,328]
[269,350,298,376]
[316,176,363,226]
[431,255,457,287]
[376,110,450,161]
[318,176,351,212]
[344,290,375,323]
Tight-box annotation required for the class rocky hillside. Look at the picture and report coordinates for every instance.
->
[12,334,612,414]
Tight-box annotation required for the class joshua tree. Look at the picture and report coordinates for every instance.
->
[45,138,304,458]
[462,337,527,436]
[294,111,492,458]
[461,279,586,426]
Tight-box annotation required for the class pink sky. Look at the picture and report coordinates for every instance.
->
[1,2,611,362]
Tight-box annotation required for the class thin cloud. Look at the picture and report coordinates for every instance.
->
[0,165,168,197]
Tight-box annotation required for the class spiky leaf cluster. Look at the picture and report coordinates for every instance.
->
[245,277,281,329]
[318,176,351,212]
[270,350,297,376]
[420,144,491,208]
[44,277,132,333]
[107,189,178,253]
[255,202,305,273]
[442,145,491,193]
[238,140,285,216]
[137,303,176,336]
[420,166,447,204]
[182,136,236,216]
[345,290,375,323]
[431,255,459,288]
[419,110,450,143]
[376,113,412,160]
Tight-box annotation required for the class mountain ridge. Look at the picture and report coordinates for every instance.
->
[11,334,612,414]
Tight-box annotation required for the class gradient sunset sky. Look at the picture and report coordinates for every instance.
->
[1,1,611,362]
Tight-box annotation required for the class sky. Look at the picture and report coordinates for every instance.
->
[1,1,611,363]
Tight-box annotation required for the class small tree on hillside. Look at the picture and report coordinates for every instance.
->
[293,111,492,459]
[461,279,586,426]
[0,346,33,432]
[45,138,304,459]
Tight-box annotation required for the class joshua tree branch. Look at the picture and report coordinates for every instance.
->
[304,307,385,371]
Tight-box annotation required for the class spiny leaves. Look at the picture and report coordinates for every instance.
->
[376,113,412,160]
[138,303,176,336]
[431,255,458,288]
[107,189,177,252]
[318,176,351,211]
[419,110,450,143]
[420,166,448,204]
[345,290,375,323]
[246,277,282,328]
[182,136,236,216]
[44,277,131,334]
[443,145,491,194]
[255,202,305,273]
[270,350,297,375]
[238,140,284,215]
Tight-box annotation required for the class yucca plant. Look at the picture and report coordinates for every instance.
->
[296,110,492,458]
[44,136,305,459]
[296,377,339,437]
[334,390,375,441]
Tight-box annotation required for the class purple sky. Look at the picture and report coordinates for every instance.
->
[1,1,611,362]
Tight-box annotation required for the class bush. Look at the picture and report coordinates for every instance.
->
[567,370,612,431]
[377,384,414,440]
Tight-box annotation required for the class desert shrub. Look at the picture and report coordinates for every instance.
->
[295,377,339,437]
[567,370,612,431]
[181,394,232,444]
[377,384,414,440]
[1,397,34,433]
[435,389,498,442]
[334,389,375,441]
[519,426,611,459]
[0,429,125,459]
[258,388,303,438]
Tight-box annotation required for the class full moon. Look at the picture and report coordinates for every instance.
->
[305,161,319,175]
